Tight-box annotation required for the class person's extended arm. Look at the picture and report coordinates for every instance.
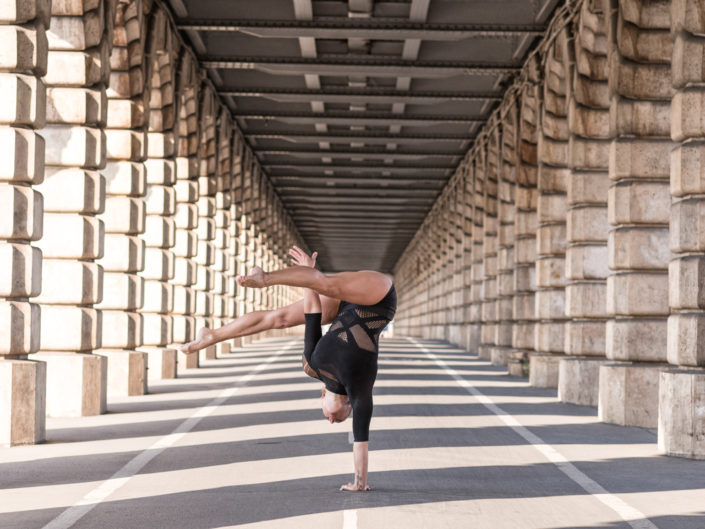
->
[341,442,369,491]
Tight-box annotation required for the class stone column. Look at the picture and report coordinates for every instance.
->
[96,0,149,397]
[448,175,465,346]
[600,0,673,428]
[228,134,243,348]
[532,30,572,388]
[659,0,705,458]
[560,1,611,406]
[33,0,116,417]
[238,150,254,344]
[172,55,199,368]
[0,0,48,444]
[510,83,540,378]
[212,109,233,356]
[494,110,518,366]
[469,156,485,353]
[138,9,178,381]
[194,89,217,362]
[461,162,477,352]
[480,136,499,361]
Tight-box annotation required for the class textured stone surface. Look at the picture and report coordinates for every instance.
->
[658,368,705,459]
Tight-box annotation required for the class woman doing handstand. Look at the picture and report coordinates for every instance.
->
[180,246,396,491]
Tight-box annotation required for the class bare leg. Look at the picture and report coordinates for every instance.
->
[179,296,341,353]
[238,266,392,306]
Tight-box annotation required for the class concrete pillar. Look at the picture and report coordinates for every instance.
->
[600,0,673,428]
[33,0,117,417]
[194,88,217,362]
[0,0,49,444]
[138,9,178,381]
[172,55,200,369]
[96,0,150,397]
[532,29,572,388]
[469,157,484,352]
[461,162,476,352]
[448,175,465,346]
[560,0,611,407]
[480,132,500,361]
[212,109,233,356]
[228,135,244,347]
[659,0,705,459]
[493,109,518,366]
[511,83,539,376]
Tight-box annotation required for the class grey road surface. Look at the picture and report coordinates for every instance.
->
[1,337,704,529]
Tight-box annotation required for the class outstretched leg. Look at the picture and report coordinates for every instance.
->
[179,295,341,353]
[239,266,392,306]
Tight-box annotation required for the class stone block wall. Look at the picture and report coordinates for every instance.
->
[0,0,305,446]
[393,0,705,459]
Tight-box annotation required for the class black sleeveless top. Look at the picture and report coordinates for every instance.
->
[303,285,397,442]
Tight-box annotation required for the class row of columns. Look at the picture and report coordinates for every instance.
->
[0,0,305,446]
[394,0,705,459]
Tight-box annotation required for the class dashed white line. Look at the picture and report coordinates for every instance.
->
[41,341,298,529]
[407,338,660,529]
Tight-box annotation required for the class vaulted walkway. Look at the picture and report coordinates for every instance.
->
[2,337,703,529]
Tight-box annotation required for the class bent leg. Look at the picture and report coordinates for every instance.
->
[179,295,341,353]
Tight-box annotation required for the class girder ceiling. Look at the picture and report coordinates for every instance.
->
[169,0,561,273]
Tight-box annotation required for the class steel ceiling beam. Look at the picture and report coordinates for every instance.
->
[277,187,439,197]
[269,175,446,186]
[201,56,521,77]
[266,161,454,170]
[286,196,434,205]
[234,110,482,126]
[248,130,473,144]
[219,87,502,105]
[257,149,463,159]
[178,19,546,40]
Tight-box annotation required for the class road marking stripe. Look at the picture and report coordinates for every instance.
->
[41,341,298,529]
[407,338,659,529]
[343,509,358,529]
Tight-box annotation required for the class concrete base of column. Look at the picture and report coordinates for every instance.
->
[658,368,705,460]
[529,353,561,388]
[0,359,46,446]
[96,350,148,397]
[490,346,511,366]
[558,357,608,407]
[140,347,177,380]
[31,352,107,417]
[431,326,445,340]
[177,349,199,371]
[598,362,663,428]
[199,345,217,362]
[508,351,529,377]
[477,345,492,360]
[231,337,243,348]
[216,342,231,357]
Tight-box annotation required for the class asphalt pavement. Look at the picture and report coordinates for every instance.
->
[1,337,704,529]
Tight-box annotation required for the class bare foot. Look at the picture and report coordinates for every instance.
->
[179,327,214,354]
[237,266,266,288]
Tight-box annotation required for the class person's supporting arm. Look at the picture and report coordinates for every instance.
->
[340,442,369,491]
[340,390,373,491]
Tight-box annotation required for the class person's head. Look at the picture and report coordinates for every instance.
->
[320,387,352,424]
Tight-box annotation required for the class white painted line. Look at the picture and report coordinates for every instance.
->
[41,341,299,529]
[407,338,660,529]
[343,509,358,529]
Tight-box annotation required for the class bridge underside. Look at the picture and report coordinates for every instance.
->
[0,0,705,476]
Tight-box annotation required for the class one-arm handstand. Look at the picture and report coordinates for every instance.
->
[180,246,396,492]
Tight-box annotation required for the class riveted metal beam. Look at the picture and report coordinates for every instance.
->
[257,149,464,159]
[177,19,545,40]
[248,130,473,144]
[219,87,502,105]
[201,56,521,77]
[233,110,482,126]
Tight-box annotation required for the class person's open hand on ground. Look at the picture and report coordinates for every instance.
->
[289,246,318,268]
